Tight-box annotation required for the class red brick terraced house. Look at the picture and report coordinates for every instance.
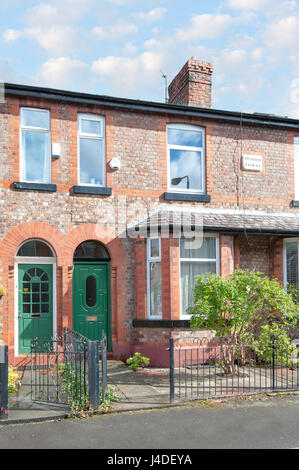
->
[1,58,299,366]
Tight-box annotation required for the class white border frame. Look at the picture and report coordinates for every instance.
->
[180,233,220,319]
[166,123,205,194]
[146,238,162,319]
[20,107,51,184]
[77,113,106,187]
[14,240,57,357]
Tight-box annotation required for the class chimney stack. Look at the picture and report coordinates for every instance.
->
[168,59,213,108]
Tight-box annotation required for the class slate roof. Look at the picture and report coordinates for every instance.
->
[133,210,299,235]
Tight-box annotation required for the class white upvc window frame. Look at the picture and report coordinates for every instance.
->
[20,107,51,184]
[146,238,162,319]
[283,237,299,292]
[77,114,106,187]
[180,233,220,319]
[294,138,299,200]
[167,123,205,194]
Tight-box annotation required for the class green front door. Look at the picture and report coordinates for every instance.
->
[18,264,53,354]
[73,263,110,348]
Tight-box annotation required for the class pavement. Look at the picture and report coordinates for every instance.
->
[2,395,299,448]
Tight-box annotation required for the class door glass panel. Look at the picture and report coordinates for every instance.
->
[21,267,50,317]
[86,275,97,307]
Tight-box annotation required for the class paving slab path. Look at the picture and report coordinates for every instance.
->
[107,361,170,411]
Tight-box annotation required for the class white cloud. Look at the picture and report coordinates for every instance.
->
[123,42,138,55]
[264,16,299,50]
[38,57,88,88]
[92,20,138,40]
[91,52,164,96]
[227,0,271,10]
[134,8,167,23]
[176,14,232,42]
[25,26,79,55]
[3,1,92,54]
[3,29,22,43]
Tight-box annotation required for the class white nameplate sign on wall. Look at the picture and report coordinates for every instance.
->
[242,154,263,172]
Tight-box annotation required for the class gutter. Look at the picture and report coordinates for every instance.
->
[4,83,299,130]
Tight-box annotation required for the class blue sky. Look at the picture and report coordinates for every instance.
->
[0,0,299,117]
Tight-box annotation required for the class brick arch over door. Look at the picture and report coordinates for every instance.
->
[0,222,64,353]
[64,225,129,350]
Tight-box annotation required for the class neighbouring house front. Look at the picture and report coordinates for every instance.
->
[0,58,299,366]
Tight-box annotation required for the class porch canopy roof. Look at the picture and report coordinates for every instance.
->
[131,209,299,236]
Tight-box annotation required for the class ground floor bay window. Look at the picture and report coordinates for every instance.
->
[284,239,299,298]
[180,234,220,318]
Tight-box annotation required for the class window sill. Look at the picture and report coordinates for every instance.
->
[133,319,191,328]
[13,182,57,192]
[72,185,112,196]
[164,192,211,202]
[292,200,299,207]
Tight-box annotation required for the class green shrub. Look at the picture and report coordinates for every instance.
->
[126,352,150,371]
[190,269,299,372]
[8,366,21,392]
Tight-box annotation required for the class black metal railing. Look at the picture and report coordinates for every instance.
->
[0,345,8,419]
[169,337,299,403]
[31,328,107,410]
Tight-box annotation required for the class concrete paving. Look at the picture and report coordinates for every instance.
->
[2,369,69,425]
[1,361,169,424]
[107,361,170,411]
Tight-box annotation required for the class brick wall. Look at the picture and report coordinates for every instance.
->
[0,92,298,363]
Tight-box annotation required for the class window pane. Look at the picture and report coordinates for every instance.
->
[22,130,50,183]
[181,261,216,315]
[149,262,162,317]
[17,240,53,257]
[150,239,160,258]
[180,237,216,259]
[79,138,103,185]
[81,119,101,135]
[22,109,49,129]
[170,149,202,191]
[167,128,202,147]
[86,276,97,307]
[286,242,298,296]
[73,241,110,261]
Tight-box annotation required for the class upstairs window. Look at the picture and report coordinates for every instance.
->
[20,108,51,183]
[78,114,105,186]
[167,124,205,193]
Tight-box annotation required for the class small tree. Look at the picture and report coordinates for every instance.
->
[190,269,299,373]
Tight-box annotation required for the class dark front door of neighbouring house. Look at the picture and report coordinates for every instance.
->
[18,264,53,354]
[73,262,110,346]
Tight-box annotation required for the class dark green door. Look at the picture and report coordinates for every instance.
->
[18,264,53,354]
[73,263,110,347]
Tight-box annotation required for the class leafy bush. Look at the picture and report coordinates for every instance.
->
[190,269,299,372]
[126,352,150,371]
[61,363,89,412]
[8,366,21,392]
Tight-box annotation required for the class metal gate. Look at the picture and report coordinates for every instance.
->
[31,328,107,410]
